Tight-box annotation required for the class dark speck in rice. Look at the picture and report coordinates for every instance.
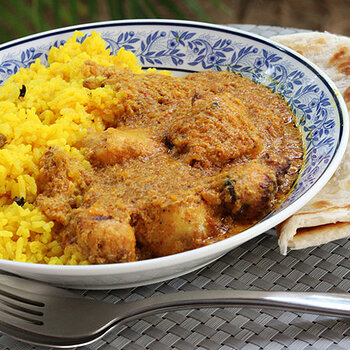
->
[13,196,25,207]
[0,133,6,148]
[19,85,26,98]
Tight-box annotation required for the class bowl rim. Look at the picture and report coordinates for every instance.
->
[0,19,348,275]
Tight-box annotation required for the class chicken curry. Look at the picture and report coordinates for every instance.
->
[36,62,304,264]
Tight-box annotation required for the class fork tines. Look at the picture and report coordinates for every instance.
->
[0,283,44,326]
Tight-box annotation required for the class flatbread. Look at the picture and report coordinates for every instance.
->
[270,32,350,254]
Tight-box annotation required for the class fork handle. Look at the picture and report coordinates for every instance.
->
[118,290,350,322]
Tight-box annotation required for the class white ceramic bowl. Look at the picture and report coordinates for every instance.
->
[0,20,348,289]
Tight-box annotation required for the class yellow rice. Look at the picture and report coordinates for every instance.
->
[0,31,149,264]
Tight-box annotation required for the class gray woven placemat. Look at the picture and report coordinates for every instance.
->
[3,232,350,350]
[2,25,349,350]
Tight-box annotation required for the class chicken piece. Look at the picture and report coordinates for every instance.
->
[134,198,210,257]
[168,91,263,168]
[220,161,278,220]
[65,204,136,264]
[79,127,161,165]
[36,146,91,225]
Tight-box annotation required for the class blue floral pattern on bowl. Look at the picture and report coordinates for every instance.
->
[0,21,346,220]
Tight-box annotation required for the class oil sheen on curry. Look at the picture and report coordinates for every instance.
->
[36,62,304,264]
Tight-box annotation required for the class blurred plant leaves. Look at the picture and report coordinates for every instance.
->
[0,0,232,43]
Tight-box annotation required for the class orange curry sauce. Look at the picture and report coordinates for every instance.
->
[36,62,303,263]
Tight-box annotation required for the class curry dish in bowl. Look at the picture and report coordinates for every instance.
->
[37,63,303,264]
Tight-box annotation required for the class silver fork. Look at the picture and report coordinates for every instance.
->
[1,274,350,348]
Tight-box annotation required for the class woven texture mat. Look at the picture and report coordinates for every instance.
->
[2,25,350,350]
[3,233,350,350]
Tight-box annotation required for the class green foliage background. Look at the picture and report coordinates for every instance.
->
[0,0,231,43]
